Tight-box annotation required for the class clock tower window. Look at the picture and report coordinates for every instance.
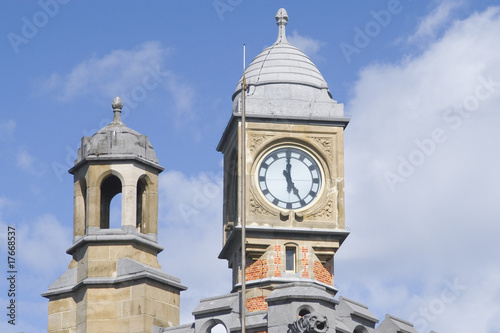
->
[285,245,297,272]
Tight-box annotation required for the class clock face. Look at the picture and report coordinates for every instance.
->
[257,147,322,209]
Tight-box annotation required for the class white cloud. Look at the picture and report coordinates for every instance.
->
[16,147,43,176]
[37,41,195,121]
[40,41,170,100]
[157,170,231,325]
[408,0,464,44]
[337,6,500,331]
[0,119,16,141]
[288,29,325,58]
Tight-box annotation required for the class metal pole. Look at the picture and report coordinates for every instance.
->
[240,44,247,333]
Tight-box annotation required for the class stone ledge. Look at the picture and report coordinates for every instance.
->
[338,296,379,324]
[42,258,186,299]
[192,293,238,316]
[70,154,164,175]
[67,231,163,255]
[232,277,338,296]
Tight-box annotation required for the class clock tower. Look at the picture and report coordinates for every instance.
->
[217,8,350,314]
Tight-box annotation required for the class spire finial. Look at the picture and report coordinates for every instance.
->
[111,96,124,125]
[275,8,289,43]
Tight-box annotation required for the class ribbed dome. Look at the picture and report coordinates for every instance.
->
[73,97,160,169]
[231,8,344,121]
[233,41,328,94]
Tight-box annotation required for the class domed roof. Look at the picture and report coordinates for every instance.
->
[232,8,345,121]
[72,97,161,171]
[233,30,328,93]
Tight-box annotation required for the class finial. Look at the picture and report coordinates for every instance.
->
[111,96,124,125]
[275,8,289,43]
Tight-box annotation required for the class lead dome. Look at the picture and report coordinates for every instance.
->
[232,8,344,121]
[72,97,160,171]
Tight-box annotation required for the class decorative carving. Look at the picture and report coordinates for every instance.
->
[314,200,335,219]
[288,312,329,333]
[249,134,271,154]
[311,137,333,159]
[249,195,274,216]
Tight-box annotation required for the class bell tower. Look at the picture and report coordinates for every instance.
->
[43,97,186,333]
[217,8,350,313]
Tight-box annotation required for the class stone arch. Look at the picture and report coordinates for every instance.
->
[94,168,125,189]
[353,325,369,333]
[296,304,314,318]
[199,319,228,333]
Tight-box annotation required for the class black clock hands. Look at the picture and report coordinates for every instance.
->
[283,157,300,199]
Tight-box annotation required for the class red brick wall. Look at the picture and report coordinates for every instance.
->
[313,261,333,285]
[245,296,268,312]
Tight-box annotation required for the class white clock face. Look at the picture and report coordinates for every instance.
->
[258,147,322,209]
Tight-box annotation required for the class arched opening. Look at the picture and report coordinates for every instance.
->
[136,177,148,233]
[210,323,227,333]
[298,308,311,318]
[100,175,122,229]
[353,325,369,333]
[297,304,314,318]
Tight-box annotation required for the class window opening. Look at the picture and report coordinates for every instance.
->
[286,246,296,272]
[100,175,122,229]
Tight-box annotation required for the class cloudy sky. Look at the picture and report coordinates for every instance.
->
[1,1,499,332]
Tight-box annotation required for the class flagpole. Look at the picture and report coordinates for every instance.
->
[240,44,247,333]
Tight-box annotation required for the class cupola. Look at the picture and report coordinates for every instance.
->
[231,8,345,121]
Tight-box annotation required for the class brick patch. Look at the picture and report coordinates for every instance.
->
[313,261,333,285]
[245,296,268,313]
[246,259,269,281]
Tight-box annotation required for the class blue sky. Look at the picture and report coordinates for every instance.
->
[1,1,500,332]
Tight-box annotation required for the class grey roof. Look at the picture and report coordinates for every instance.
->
[71,97,161,171]
[338,296,380,324]
[376,314,419,333]
[231,8,345,122]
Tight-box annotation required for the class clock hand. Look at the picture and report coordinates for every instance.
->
[283,158,301,199]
